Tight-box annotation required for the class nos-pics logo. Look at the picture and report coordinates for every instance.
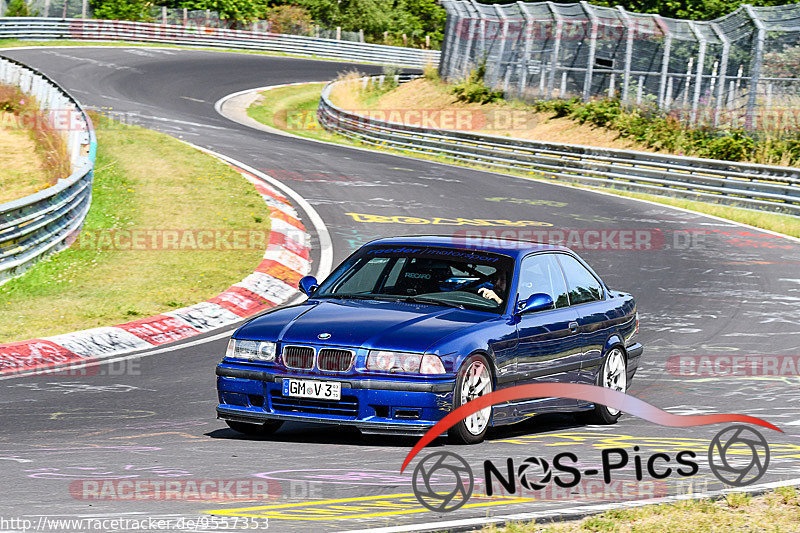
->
[412,425,770,512]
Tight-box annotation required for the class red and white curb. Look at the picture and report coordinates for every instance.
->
[0,161,316,377]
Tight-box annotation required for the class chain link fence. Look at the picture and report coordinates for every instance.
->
[440,0,800,130]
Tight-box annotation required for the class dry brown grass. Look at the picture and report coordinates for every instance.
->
[484,487,800,532]
[0,111,56,203]
[332,78,647,151]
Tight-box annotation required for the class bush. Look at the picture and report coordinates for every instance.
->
[3,0,38,16]
[698,130,755,161]
[266,5,313,35]
[452,63,503,104]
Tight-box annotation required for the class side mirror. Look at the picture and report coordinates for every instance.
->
[299,275,319,297]
[516,293,555,315]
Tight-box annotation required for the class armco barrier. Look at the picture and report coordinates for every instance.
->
[0,55,96,285]
[0,164,310,376]
[318,76,800,215]
[0,17,440,68]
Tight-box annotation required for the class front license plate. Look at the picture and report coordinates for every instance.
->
[282,378,341,401]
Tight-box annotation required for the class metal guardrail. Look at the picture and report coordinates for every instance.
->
[318,76,800,215]
[0,55,96,285]
[0,17,440,68]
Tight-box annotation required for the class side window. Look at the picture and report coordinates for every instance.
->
[518,254,569,309]
[557,254,603,305]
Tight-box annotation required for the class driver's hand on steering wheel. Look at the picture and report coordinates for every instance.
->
[478,287,503,304]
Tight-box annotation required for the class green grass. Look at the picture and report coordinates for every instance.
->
[483,487,800,532]
[246,83,800,239]
[0,113,271,342]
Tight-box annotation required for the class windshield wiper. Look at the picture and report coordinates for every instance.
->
[316,293,405,302]
[402,296,465,309]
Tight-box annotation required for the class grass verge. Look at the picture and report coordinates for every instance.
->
[483,487,800,532]
[0,113,271,342]
[246,83,800,239]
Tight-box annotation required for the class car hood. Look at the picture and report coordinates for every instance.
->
[235,299,494,353]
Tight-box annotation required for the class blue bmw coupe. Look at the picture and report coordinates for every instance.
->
[216,236,642,444]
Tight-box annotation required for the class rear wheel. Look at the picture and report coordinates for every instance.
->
[448,354,493,444]
[584,347,627,425]
[225,419,283,436]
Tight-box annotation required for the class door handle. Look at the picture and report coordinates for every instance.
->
[569,321,579,334]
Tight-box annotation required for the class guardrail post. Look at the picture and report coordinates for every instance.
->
[688,21,707,125]
[710,22,729,127]
[516,2,534,97]
[744,4,766,131]
[617,6,634,105]
[546,2,563,100]
[492,4,509,91]
[655,15,672,109]
[581,1,599,102]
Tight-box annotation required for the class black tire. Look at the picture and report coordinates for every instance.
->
[448,353,494,445]
[583,347,627,425]
[225,419,283,436]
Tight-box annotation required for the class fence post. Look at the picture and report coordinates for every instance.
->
[0,0,6,16]
[655,15,672,109]
[710,22,729,127]
[517,1,534,97]
[183,8,188,26]
[491,4,509,90]
[687,21,707,125]
[162,6,167,24]
[470,0,486,63]
[460,1,481,75]
[82,0,87,18]
[617,6,634,105]
[44,0,50,17]
[547,2,563,100]
[336,26,341,40]
[358,29,364,43]
[580,1,599,102]
[439,0,461,80]
[744,4,766,131]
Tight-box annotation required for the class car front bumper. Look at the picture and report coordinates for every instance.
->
[215,365,456,436]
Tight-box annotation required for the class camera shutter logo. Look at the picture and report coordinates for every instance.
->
[517,456,552,491]
[412,451,474,512]
[708,425,770,487]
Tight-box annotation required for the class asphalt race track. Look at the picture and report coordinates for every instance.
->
[2,47,800,532]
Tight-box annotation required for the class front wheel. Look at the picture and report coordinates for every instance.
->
[584,347,628,425]
[448,354,493,444]
[226,419,283,436]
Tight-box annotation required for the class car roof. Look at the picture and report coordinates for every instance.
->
[362,235,571,260]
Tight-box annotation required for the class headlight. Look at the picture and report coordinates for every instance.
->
[224,339,276,362]
[366,350,445,374]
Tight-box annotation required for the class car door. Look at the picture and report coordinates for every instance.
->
[514,253,582,413]
[555,253,609,384]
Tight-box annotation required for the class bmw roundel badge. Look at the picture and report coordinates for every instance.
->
[318,332,332,340]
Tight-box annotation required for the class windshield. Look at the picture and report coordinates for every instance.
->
[314,245,515,313]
